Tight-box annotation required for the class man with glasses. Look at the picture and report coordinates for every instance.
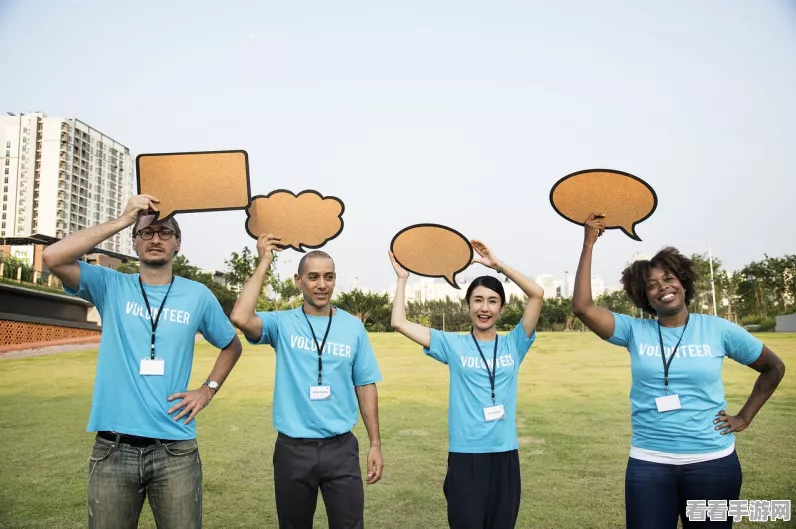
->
[230,233,383,529]
[43,193,242,529]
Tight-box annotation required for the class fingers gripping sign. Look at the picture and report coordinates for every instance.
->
[583,212,607,246]
[257,233,283,266]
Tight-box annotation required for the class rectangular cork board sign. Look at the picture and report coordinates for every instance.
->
[136,150,251,222]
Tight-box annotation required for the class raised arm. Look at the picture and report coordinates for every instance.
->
[388,251,431,348]
[571,213,615,340]
[229,234,281,342]
[471,240,543,337]
[42,195,158,291]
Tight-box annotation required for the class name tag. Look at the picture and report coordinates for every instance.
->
[309,385,331,400]
[483,404,505,422]
[140,358,165,376]
[655,394,681,412]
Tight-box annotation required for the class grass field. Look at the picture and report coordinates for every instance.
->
[1,332,794,528]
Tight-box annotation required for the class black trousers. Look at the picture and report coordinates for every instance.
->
[443,450,522,529]
[273,431,364,529]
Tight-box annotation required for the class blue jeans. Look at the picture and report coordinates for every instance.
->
[625,451,742,529]
[87,434,203,529]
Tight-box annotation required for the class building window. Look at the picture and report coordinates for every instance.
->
[5,141,9,148]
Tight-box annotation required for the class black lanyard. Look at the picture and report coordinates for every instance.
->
[139,275,175,360]
[657,314,690,394]
[302,306,333,385]
[471,333,499,405]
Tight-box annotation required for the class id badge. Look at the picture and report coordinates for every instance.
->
[655,394,681,412]
[483,404,505,422]
[140,358,165,376]
[309,385,332,400]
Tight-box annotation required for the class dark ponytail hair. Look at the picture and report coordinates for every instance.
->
[465,276,506,307]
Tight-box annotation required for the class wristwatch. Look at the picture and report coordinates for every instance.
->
[203,380,219,395]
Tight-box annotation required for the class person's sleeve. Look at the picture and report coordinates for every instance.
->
[507,322,536,363]
[720,318,763,365]
[606,312,633,348]
[62,260,114,311]
[352,324,382,386]
[423,329,451,365]
[245,312,279,347]
[198,288,237,349]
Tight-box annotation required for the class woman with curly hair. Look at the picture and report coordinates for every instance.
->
[571,213,786,529]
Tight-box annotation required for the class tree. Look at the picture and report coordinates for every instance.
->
[172,254,198,279]
[595,290,634,316]
[115,260,140,274]
[689,252,723,316]
[537,297,573,331]
[496,294,525,331]
[224,246,259,292]
[334,289,391,327]
[736,254,796,319]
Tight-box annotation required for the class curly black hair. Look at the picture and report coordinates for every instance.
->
[620,247,698,315]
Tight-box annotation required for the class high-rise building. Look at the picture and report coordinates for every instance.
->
[0,112,135,256]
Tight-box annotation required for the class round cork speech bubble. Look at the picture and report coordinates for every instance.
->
[245,189,345,252]
[549,169,658,241]
[390,224,473,289]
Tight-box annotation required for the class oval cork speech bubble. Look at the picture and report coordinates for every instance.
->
[549,169,658,241]
[245,189,345,252]
[390,224,473,289]
[136,150,251,223]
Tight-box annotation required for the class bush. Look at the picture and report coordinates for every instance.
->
[0,255,34,282]
[741,316,776,332]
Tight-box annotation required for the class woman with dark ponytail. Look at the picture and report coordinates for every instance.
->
[389,240,544,529]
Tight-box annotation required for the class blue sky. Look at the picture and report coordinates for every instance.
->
[1,0,794,292]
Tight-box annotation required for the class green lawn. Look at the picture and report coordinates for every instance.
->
[1,332,794,528]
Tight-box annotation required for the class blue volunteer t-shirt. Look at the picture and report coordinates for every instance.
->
[608,312,763,454]
[423,324,535,454]
[65,261,237,440]
[249,307,382,438]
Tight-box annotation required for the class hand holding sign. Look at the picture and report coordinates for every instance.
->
[390,224,473,289]
[549,169,657,241]
[245,190,345,252]
[136,150,251,223]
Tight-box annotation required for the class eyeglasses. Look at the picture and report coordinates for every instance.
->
[136,228,176,240]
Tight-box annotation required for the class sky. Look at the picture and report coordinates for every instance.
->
[1,0,794,293]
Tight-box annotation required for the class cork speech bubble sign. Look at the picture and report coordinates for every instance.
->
[549,169,658,241]
[245,190,345,252]
[390,224,473,289]
[136,150,251,223]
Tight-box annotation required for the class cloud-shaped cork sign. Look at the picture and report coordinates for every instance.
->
[136,150,251,223]
[390,224,473,289]
[245,190,345,252]
[549,169,658,241]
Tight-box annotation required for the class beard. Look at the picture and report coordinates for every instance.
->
[141,256,169,267]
